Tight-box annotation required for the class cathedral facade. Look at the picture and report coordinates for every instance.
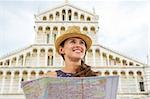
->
[0,1,150,99]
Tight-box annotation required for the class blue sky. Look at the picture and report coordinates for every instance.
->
[0,0,149,64]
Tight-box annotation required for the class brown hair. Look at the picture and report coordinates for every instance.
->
[72,60,97,77]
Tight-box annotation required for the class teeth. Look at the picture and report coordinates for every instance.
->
[73,49,81,52]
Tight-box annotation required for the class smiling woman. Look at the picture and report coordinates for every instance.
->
[46,26,97,77]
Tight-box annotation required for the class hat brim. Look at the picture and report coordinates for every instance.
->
[55,33,92,54]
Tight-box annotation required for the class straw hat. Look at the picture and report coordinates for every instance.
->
[55,26,92,54]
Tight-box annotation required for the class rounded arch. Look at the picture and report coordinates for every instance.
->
[83,26,88,32]
[6,71,11,76]
[39,71,44,76]
[40,48,45,53]
[104,71,110,76]
[45,26,50,33]
[22,71,28,76]
[53,26,58,32]
[0,71,3,76]
[33,48,37,53]
[14,71,20,76]
[43,16,47,20]
[137,71,142,76]
[31,71,36,76]
[90,26,95,33]
[49,14,53,21]
[74,12,78,20]
[56,11,60,20]
[38,26,43,32]
[87,16,91,21]
[112,71,118,75]
[80,14,84,21]
[129,71,134,76]
[60,26,65,33]
[68,9,72,21]
[62,9,66,21]
[120,71,126,76]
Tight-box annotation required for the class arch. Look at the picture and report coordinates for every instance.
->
[80,14,84,21]
[45,26,50,33]
[53,26,58,32]
[87,17,91,21]
[120,71,126,76]
[112,71,118,75]
[56,11,60,20]
[129,71,134,75]
[49,14,53,21]
[74,12,78,20]
[62,9,66,21]
[38,26,43,32]
[90,26,95,33]
[43,16,47,20]
[39,71,44,76]
[122,59,127,66]
[60,26,65,33]
[33,48,37,53]
[40,48,45,53]
[14,71,20,76]
[68,9,72,21]
[31,71,36,76]
[104,71,110,76]
[22,71,28,76]
[6,71,11,76]
[129,62,134,66]
[83,26,88,32]
[137,71,142,76]
[0,62,3,66]
[0,71,3,76]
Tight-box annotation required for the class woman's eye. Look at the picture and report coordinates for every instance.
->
[80,41,85,45]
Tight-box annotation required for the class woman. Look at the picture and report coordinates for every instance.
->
[46,26,97,77]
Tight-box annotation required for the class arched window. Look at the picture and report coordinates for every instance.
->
[0,71,3,76]
[45,26,50,33]
[43,16,47,20]
[61,26,65,33]
[121,71,126,76]
[39,71,44,76]
[68,9,72,21]
[112,71,118,75]
[14,71,19,76]
[74,12,78,20]
[38,26,43,32]
[80,14,84,21]
[83,27,88,32]
[62,9,66,21]
[48,49,53,66]
[104,71,110,76]
[31,71,36,76]
[87,17,91,21]
[56,12,60,20]
[49,14,53,21]
[90,27,95,33]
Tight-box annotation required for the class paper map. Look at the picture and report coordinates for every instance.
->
[21,76,119,99]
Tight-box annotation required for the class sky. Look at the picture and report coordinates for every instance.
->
[0,0,149,64]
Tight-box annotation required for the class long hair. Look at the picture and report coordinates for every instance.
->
[59,40,97,77]
[72,60,97,77]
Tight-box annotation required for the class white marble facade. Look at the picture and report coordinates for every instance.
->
[0,1,150,99]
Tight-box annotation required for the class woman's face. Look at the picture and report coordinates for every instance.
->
[59,37,86,61]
